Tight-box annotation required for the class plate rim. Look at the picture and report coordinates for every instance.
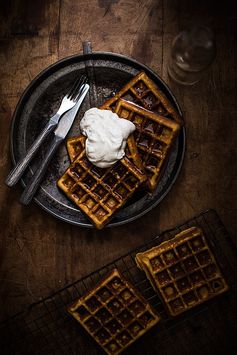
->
[10,51,186,228]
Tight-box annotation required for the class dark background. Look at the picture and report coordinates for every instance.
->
[0,0,237,353]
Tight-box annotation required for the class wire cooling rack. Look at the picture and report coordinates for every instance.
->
[1,209,237,355]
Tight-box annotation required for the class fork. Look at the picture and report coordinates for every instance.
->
[5,74,87,187]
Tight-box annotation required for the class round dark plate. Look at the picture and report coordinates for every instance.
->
[10,52,185,228]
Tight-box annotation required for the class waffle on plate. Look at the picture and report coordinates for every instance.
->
[58,71,182,227]
[68,269,160,355]
[58,136,147,229]
[101,71,182,125]
[114,99,180,191]
[135,227,228,316]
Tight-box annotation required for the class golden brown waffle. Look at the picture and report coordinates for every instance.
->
[58,137,147,229]
[66,134,144,173]
[101,71,182,124]
[68,269,160,355]
[114,99,180,191]
[66,135,85,163]
[135,227,228,316]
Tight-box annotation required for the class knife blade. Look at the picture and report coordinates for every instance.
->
[20,84,89,205]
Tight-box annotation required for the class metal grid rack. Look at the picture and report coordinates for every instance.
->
[1,209,236,355]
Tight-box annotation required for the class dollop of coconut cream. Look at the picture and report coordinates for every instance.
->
[80,108,135,168]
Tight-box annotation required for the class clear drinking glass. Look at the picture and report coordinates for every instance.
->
[168,26,216,85]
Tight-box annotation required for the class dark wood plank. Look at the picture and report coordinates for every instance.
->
[0,0,60,98]
[59,0,163,71]
[162,0,237,239]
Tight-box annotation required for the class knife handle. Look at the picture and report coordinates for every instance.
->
[5,116,59,187]
[19,135,63,205]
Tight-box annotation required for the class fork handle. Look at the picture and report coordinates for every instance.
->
[5,115,59,187]
[19,134,63,205]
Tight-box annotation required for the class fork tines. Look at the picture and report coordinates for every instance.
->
[68,74,88,100]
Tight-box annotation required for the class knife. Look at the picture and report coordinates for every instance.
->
[20,83,89,205]
[5,75,87,188]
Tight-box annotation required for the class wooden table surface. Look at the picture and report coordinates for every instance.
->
[0,0,237,354]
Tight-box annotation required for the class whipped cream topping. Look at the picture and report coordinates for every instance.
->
[80,108,135,168]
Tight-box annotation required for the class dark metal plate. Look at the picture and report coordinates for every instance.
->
[10,52,185,228]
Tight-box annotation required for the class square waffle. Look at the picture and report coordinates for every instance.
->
[101,71,182,125]
[114,99,180,191]
[68,269,160,355]
[135,227,228,316]
[57,136,147,229]
[66,134,144,173]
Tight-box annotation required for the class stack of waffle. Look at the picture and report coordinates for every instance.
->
[57,71,181,228]
[135,227,229,316]
[68,269,160,354]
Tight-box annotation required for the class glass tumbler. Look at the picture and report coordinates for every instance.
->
[168,26,216,85]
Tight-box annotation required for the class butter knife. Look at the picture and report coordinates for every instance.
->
[20,84,89,205]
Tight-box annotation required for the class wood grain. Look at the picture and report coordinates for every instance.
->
[0,0,237,354]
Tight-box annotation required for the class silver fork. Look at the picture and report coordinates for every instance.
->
[5,74,87,187]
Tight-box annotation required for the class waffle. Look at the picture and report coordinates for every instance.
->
[66,135,85,163]
[114,99,180,191]
[58,137,147,229]
[101,71,182,124]
[66,134,144,172]
[135,227,228,316]
[68,269,160,355]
